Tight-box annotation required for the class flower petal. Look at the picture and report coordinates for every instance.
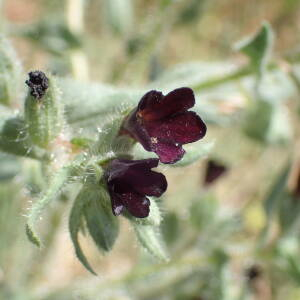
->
[138,88,195,121]
[146,111,206,145]
[120,192,150,218]
[119,158,159,170]
[110,194,125,216]
[121,109,152,151]
[152,142,185,164]
[107,158,159,182]
[204,160,227,185]
[108,160,167,197]
[129,171,167,197]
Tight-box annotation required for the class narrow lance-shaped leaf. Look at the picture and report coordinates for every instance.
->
[264,163,290,218]
[26,166,70,247]
[69,185,97,275]
[279,192,300,234]
[258,162,290,245]
[26,154,88,247]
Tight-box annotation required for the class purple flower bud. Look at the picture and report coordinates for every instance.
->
[293,168,300,199]
[25,70,49,99]
[245,265,262,282]
[121,88,207,164]
[104,158,167,218]
[204,160,227,186]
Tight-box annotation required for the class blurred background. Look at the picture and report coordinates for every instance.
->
[1,0,300,299]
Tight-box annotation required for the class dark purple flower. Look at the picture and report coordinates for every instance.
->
[104,158,167,218]
[293,167,300,199]
[245,265,262,282]
[204,160,227,186]
[121,88,207,164]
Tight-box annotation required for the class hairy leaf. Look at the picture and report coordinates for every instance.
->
[0,153,21,181]
[83,185,119,252]
[69,186,96,275]
[26,154,88,247]
[0,117,46,160]
[0,36,23,106]
[235,22,274,75]
[133,223,169,261]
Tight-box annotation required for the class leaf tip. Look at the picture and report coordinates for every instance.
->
[25,224,41,247]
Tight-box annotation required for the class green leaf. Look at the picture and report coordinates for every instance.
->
[25,153,88,247]
[259,163,290,245]
[279,192,300,234]
[235,22,274,75]
[70,137,93,149]
[22,159,45,195]
[26,166,71,247]
[264,163,290,218]
[189,195,218,230]
[149,61,238,92]
[177,0,206,25]
[0,117,46,160]
[131,143,157,160]
[25,74,64,148]
[59,78,140,126]
[83,185,119,252]
[243,100,292,145]
[133,223,169,261]
[18,19,81,55]
[69,186,96,275]
[0,153,21,181]
[252,69,296,103]
[266,104,292,144]
[173,140,214,167]
[0,35,23,106]
[243,100,273,143]
[0,105,14,127]
[161,212,180,246]
[103,0,134,36]
[91,116,134,164]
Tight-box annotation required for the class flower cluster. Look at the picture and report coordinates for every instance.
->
[104,87,207,218]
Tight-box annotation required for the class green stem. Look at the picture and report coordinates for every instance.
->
[288,67,300,94]
[192,63,277,92]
